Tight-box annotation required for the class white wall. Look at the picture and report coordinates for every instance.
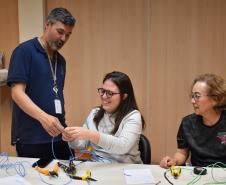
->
[18,0,45,43]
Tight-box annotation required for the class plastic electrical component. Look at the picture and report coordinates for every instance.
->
[193,167,207,175]
[170,166,181,178]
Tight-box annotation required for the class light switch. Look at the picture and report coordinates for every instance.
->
[0,69,8,85]
[0,52,4,69]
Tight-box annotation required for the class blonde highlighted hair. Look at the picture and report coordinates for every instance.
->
[192,73,226,111]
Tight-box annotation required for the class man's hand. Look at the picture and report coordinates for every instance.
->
[39,113,64,137]
[11,83,64,137]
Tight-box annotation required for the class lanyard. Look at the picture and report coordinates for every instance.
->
[47,54,58,96]
[38,37,58,96]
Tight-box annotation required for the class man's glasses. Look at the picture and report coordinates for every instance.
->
[97,88,120,98]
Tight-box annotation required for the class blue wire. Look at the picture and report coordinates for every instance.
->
[39,137,73,185]
[0,151,73,185]
[51,137,57,159]
[51,137,74,161]
[0,152,28,177]
[89,151,114,163]
[67,143,75,161]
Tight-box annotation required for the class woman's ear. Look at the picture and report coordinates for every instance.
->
[123,93,128,100]
[211,97,218,107]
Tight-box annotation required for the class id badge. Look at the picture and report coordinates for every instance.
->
[54,99,62,114]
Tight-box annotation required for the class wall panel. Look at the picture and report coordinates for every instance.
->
[1,0,226,163]
[0,0,19,155]
[46,0,226,163]
[46,0,148,127]
[149,0,226,162]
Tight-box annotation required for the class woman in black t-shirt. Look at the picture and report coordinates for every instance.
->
[160,73,226,168]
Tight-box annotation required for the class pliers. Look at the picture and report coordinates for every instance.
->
[69,169,97,182]
[58,161,97,181]
[58,161,76,175]
[35,162,59,177]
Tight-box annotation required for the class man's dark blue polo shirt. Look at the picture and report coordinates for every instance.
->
[7,37,66,144]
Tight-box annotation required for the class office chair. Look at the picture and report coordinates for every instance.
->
[139,134,151,164]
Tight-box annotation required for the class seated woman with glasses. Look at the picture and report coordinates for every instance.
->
[63,71,145,163]
[160,73,226,168]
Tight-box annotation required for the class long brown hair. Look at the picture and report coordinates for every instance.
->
[93,71,145,134]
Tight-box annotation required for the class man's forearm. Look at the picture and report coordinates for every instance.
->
[11,83,47,123]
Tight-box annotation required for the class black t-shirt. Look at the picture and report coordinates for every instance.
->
[177,110,226,167]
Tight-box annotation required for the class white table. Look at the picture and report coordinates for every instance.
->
[0,157,226,185]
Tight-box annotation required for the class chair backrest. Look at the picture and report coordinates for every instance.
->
[139,134,151,164]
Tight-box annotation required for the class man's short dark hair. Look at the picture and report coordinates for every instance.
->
[47,7,76,26]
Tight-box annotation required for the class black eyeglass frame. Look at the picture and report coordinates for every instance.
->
[97,88,121,98]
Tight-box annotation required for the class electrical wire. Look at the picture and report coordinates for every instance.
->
[186,162,226,185]
[51,137,74,160]
[0,152,27,177]
[164,169,173,185]
[163,162,226,185]
[204,162,226,185]
[34,137,72,185]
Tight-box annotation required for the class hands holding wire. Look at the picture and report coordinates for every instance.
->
[62,127,90,141]
[62,127,100,144]
[39,113,64,137]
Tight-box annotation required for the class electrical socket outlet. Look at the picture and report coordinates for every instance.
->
[0,69,8,83]
[0,52,4,69]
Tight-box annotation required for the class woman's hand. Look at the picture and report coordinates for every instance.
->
[63,127,100,144]
[62,127,89,141]
[160,156,176,168]
[160,149,189,168]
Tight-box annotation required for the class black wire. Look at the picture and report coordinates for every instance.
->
[164,170,173,185]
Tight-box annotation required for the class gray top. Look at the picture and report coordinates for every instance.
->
[69,108,143,163]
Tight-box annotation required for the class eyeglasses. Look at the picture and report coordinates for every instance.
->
[190,93,209,101]
[97,88,120,98]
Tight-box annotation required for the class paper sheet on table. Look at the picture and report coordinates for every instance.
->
[123,168,156,184]
[0,175,32,185]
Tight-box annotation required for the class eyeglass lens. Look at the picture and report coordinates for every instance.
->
[191,93,210,101]
[98,88,119,98]
[191,93,201,101]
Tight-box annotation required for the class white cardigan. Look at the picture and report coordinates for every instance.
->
[69,108,143,163]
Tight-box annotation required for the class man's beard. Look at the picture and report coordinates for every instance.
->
[48,40,64,51]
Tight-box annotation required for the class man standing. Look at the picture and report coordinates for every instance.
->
[7,7,76,159]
